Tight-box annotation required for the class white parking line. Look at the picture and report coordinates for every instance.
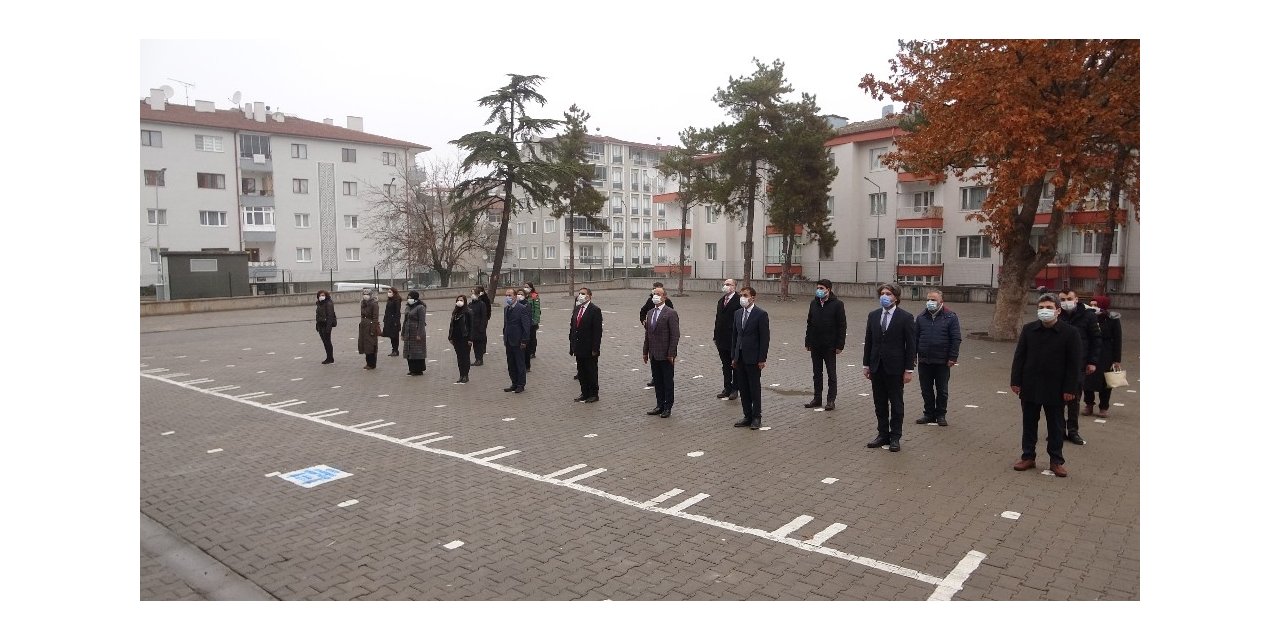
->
[264,399,301,407]
[305,408,342,416]
[362,422,395,431]
[562,468,607,484]
[544,464,587,479]
[141,368,169,374]
[443,540,464,550]
[478,450,521,462]
[417,435,452,444]
[311,410,349,419]
[182,379,215,385]
[348,420,385,429]
[273,401,308,409]
[234,392,270,399]
[771,515,815,538]
[402,432,441,442]
[465,446,505,457]
[665,493,710,514]
[207,385,239,392]
[157,372,190,379]
[927,550,987,601]
[641,488,684,507]
[806,523,847,546]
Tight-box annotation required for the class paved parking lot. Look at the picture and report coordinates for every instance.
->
[140,288,1139,600]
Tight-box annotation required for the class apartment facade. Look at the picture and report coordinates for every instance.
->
[139,89,429,294]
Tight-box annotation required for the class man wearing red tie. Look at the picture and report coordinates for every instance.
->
[863,283,918,452]
[570,287,603,403]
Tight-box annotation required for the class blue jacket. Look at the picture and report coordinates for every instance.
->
[915,306,962,365]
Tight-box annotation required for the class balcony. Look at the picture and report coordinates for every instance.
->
[241,191,275,207]
[243,223,276,243]
[238,155,272,172]
[575,256,603,265]
[898,205,943,218]
[613,257,624,265]
[653,228,691,239]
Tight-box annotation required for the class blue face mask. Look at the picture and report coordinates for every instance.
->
[879,294,893,309]
[505,296,514,306]
[815,289,827,299]
[925,300,939,312]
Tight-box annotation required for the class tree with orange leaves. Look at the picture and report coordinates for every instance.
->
[861,40,1139,340]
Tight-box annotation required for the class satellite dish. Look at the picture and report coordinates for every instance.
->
[160,85,175,101]
[231,90,242,104]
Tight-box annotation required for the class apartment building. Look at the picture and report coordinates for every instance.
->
[139,88,429,294]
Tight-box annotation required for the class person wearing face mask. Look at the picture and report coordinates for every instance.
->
[863,283,917,452]
[569,287,603,403]
[521,282,541,371]
[1010,294,1082,478]
[914,289,962,426]
[469,286,491,366]
[731,286,769,429]
[712,278,742,401]
[382,288,403,357]
[1082,295,1122,418]
[401,290,428,376]
[642,287,681,418]
[1057,288,1101,445]
[639,281,674,388]
[447,295,473,383]
[314,289,337,364]
[358,288,380,370]
[501,287,531,393]
[804,279,847,411]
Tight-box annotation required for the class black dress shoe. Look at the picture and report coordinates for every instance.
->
[389,351,399,356]
[584,396,599,403]
[727,392,739,400]
[573,395,587,402]
[866,436,890,448]
[750,419,762,430]
[460,376,468,383]
[322,358,334,364]
[573,374,579,380]
[888,440,901,452]
[716,390,730,399]
[660,409,671,418]
[503,386,517,392]
[804,398,823,409]
[1066,432,1086,445]
[646,407,663,415]
[824,402,835,411]
[473,360,484,367]
[734,418,752,427]
[513,386,524,393]
[915,415,935,424]
[936,416,948,426]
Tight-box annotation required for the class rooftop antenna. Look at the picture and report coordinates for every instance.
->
[166,77,196,105]
[158,84,175,104]
[228,90,242,107]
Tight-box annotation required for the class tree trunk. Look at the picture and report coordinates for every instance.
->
[677,202,689,295]
[568,218,576,296]
[992,264,1031,341]
[743,157,758,288]
[434,265,450,288]
[487,181,514,302]
[1096,146,1129,296]
[779,233,792,300]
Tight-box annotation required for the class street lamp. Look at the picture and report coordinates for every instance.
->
[155,167,166,298]
[864,175,883,284]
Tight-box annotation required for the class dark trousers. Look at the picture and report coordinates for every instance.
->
[810,348,837,401]
[452,340,470,378]
[408,358,426,374]
[650,359,675,410]
[717,342,736,392]
[917,363,951,418]
[318,329,334,360]
[1021,400,1066,465]
[505,343,526,388]
[526,325,539,366]
[1064,379,1085,435]
[389,333,400,353]
[736,361,763,419]
[365,353,377,368]
[1083,386,1112,409]
[472,335,487,362]
[577,355,599,398]
[870,370,906,439]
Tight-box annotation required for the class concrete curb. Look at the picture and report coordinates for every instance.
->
[140,513,276,601]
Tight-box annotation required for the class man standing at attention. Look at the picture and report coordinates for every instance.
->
[1011,294,1082,478]
[864,283,917,452]
[570,287,603,404]
[804,279,847,411]
[915,288,962,426]
[713,278,742,401]
[642,287,680,418]
[731,286,769,430]
[501,287,531,393]
[1058,288,1101,445]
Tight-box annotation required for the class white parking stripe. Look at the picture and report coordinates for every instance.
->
[417,435,452,444]
[362,422,395,431]
[264,399,301,407]
[305,408,342,416]
[641,488,684,507]
[182,379,215,385]
[562,468,607,484]
[544,464,587,479]
[348,420,385,429]
[665,493,710,514]
[141,368,169,373]
[207,385,239,392]
[478,450,521,462]
[233,391,269,399]
[402,432,441,442]
[771,515,814,538]
[157,372,190,379]
[311,410,348,419]
[465,446,505,457]
[927,550,988,601]
[806,523,847,546]
[273,401,308,409]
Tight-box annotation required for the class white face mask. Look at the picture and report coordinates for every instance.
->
[318,295,326,301]
[722,285,732,294]
[362,294,370,300]
[470,294,478,301]
[652,295,662,305]
[577,293,587,304]
[455,301,464,307]
[1037,308,1057,322]
[739,295,750,307]
[1061,300,1077,312]
[516,294,525,302]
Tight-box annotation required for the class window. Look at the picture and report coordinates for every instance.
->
[197,173,225,189]
[381,151,397,165]
[631,168,640,190]
[593,165,607,187]
[295,213,311,228]
[766,235,801,264]
[195,135,223,152]
[612,145,624,164]
[632,148,647,166]
[296,247,312,262]
[613,217,623,238]
[899,275,942,286]
[141,130,162,147]
[344,215,358,229]
[545,246,556,259]
[518,247,529,260]
[587,142,604,162]
[820,244,833,261]
[642,219,651,240]
[911,191,935,215]
[531,220,538,235]
[869,238,886,260]
[642,170,651,192]
[544,218,556,233]
[612,167,623,189]
[641,244,651,263]
[143,170,165,187]
[342,148,356,162]
[239,134,271,159]
[613,243,624,264]
[149,248,160,264]
[146,208,167,225]
[1071,229,1122,255]
[291,144,308,159]
[516,222,528,235]
[244,207,274,226]
[630,194,639,215]
[656,243,666,261]
[630,218,639,239]
[612,194,623,214]
[345,248,360,261]
[958,235,992,259]
[188,258,218,272]
[643,195,651,215]
[896,228,942,265]
[240,178,256,194]
[827,196,835,219]
[705,205,719,224]
[632,243,640,264]
[343,181,357,196]
[869,192,887,216]
[293,179,308,194]
[199,210,227,226]
[870,147,889,171]
[657,203,666,219]
[961,186,989,211]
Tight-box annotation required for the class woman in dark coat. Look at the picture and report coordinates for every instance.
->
[358,288,380,370]
[448,294,474,383]
[315,289,337,364]
[469,286,491,366]
[1083,295,1123,418]
[383,287,403,356]
[401,291,428,375]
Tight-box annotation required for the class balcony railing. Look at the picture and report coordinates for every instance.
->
[613,257,624,265]
[630,232,639,239]
[576,256,603,265]
[899,204,943,218]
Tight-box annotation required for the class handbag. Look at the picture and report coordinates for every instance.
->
[374,321,382,337]
[1103,368,1129,389]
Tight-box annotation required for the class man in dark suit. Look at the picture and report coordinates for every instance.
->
[804,278,847,411]
[712,277,742,400]
[642,287,680,418]
[731,286,770,430]
[863,283,918,452]
[1011,294,1082,478]
[1058,288,1101,445]
[570,287,603,403]
[501,287,531,393]
[639,281,674,388]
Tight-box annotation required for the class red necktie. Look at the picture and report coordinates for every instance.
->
[576,306,585,327]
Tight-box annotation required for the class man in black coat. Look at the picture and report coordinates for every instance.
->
[1011,294,1082,478]
[570,287,604,403]
[731,286,769,430]
[804,278,847,411]
[639,281,674,388]
[712,277,742,400]
[1058,288,1101,445]
[863,283,917,452]
[501,288,531,393]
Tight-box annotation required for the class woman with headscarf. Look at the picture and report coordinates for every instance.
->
[401,290,427,375]
[448,294,473,383]
[1083,295,1123,418]
[358,288,380,370]
[469,286,491,366]
[383,287,403,356]
[315,289,337,364]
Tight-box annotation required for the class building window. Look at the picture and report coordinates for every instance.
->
[295,213,311,228]
[297,247,312,262]
[656,243,666,261]
[1071,229,1122,255]
[545,218,556,233]
[587,142,604,162]
[612,167,623,189]
[345,248,360,261]
[643,195,651,215]
[827,196,835,219]
[516,222,527,235]
[195,135,223,152]
[531,220,538,235]
[898,275,942,286]
[141,130,162,147]
[870,146,888,171]
[612,194,623,214]
[705,205,719,224]
[820,244,833,261]
[545,246,557,259]
[642,219,651,240]
[343,181,357,196]
[961,186,989,211]
[641,244,651,263]
[612,217,623,238]
[765,235,801,264]
[896,228,942,265]
[344,215,358,229]
[958,235,992,259]
[196,173,226,189]
[143,170,166,187]
[293,179,308,194]
[631,168,640,190]
[612,145,624,164]
[704,243,717,260]
[291,144,308,159]
[869,238,885,260]
[518,247,529,260]
[592,165,607,187]
[149,248,160,264]
[239,134,271,159]
[642,170,651,193]
[189,258,218,272]
[342,148,356,163]
[630,218,639,239]
[911,191,936,216]
[613,243,624,264]
[244,207,274,226]
[381,151,397,165]
[146,208,167,225]
[199,210,227,227]
[241,177,257,194]
[657,203,666,219]
[869,192,887,216]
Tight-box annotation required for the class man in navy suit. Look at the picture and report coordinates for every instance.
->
[501,287,531,393]
[731,286,770,430]
[570,287,604,403]
[863,283,917,452]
